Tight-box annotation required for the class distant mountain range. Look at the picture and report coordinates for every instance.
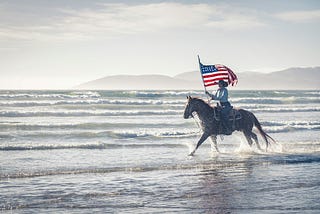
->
[75,67,320,90]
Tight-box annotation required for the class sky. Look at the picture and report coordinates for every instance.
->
[0,0,319,89]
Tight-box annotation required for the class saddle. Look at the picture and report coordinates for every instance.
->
[214,107,242,133]
[213,107,242,121]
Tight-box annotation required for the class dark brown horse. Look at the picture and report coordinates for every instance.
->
[183,96,276,156]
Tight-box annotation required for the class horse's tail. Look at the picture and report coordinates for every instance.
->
[252,113,276,151]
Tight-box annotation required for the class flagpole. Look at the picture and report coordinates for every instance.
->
[197,55,211,101]
[197,55,206,93]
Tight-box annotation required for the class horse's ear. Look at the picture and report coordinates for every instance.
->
[186,95,192,100]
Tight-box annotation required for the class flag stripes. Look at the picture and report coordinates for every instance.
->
[199,60,238,88]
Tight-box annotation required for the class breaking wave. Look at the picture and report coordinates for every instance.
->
[260,121,320,133]
[125,90,202,97]
[0,141,188,151]
[251,107,320,113]
[0,91,101,99]
[0,99,186,107]
[0,109,182,117]
[231,97,320,104]
[1,97,319,107]
[1,106,319,118]
[0,123,318,143]
[0,121,191,130]
[0,129,199,141]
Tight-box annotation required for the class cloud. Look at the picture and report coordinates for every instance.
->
[0,2,265,41]
[274,10,320,23]
[60,3,265,34]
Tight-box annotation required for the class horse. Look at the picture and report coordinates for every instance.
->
[183,96,276,156]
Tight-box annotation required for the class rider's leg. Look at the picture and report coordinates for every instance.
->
[221,108,232,135]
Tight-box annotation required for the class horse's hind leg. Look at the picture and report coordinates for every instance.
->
[250,132,263,151]
[210,135,219,153]
[243,131,253,147]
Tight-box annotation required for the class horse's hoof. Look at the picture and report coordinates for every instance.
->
[188,152,195,156]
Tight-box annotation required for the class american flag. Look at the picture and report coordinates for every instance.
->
[199,59,238,88]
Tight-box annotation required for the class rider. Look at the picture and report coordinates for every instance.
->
[205,80,232,135]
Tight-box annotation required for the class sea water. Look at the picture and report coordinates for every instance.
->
[0,90,319,213]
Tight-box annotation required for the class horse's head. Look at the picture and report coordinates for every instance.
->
[183,96,194,119]
[184,96,213,119]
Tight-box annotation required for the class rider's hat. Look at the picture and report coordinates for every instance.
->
[218,80,228,87]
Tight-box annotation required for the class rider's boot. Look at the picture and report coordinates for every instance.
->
[221,120,232,135]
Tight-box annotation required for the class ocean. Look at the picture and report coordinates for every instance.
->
[1,90,319,213]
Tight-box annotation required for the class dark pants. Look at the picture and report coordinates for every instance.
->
[220,102,232,133]
[220,102,231,118]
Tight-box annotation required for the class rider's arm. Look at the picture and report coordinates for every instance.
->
[205,90,214,100]
[206,90,222,100]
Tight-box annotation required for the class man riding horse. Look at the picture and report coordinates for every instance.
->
[184,96,277,155]
[184,57,277,155]
[205,80,232,135]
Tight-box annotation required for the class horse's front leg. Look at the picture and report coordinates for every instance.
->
[210,135,219,153]
[189,132,210,156]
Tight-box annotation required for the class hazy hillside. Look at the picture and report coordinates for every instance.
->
[75,67,320,90]
[236,67,320,90]
[76,74,198,90]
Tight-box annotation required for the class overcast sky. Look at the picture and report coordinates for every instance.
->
[1,0,319,89]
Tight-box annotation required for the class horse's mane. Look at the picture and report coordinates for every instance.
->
[191,97,215,110]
